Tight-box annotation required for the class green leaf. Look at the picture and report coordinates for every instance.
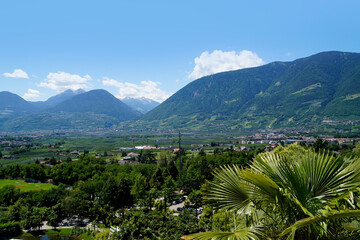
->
[183,225,264,240]
[279,209,360,238]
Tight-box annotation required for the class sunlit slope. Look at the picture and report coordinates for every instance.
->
[141,51,360,129]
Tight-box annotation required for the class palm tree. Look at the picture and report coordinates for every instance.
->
[184,147,360,239]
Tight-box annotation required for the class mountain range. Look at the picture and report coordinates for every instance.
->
[141,51,360,131]
[1,51,360,132]
[0,90,149,131]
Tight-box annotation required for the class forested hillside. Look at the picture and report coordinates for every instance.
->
[142,51,360,130]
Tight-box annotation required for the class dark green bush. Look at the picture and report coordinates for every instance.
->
[0,221,22,236]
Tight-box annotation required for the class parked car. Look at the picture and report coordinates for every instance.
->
[181,195,188,201]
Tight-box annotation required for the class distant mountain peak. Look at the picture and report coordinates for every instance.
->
[62,89,85,94]
[122,97,160,114]
[74,88,85,94]
[123,96,159,103]
[42,88,86,108]
[49,89,142,120]
[0,91,37,119]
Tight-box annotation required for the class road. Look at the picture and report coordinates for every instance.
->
[169,201,184,211]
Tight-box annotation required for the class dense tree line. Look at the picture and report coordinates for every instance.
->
[0,149,256,237]
[0,164,46,181]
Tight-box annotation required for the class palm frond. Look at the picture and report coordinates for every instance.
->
[182,225,264,240]
[201,149,360,239]
[253,150,360,215]
[278,209,360,238]
[206,165,250,211]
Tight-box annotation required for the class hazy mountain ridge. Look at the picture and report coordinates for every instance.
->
[30,89,85,109]
[0,91,40,126]
[48,89,141,120]
[0,89,142,131]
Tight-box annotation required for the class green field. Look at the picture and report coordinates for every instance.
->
[0,131,244,165]
[0,179,56,191]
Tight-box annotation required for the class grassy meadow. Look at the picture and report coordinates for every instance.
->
[0,179,56,191]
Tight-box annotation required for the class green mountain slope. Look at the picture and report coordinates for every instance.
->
[0,91,39,125]
[1,112,121,131]
[141,51,360,130]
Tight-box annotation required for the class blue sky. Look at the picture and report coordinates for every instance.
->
[1,0,360,102]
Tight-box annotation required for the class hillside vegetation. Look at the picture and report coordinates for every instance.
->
[141,51,360,130]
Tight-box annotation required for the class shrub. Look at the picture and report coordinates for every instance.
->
[0,221,22,236]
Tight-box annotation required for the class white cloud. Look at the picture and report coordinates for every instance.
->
[188,50,265,79]
[3,69,29,79]
[102,77,172,103]
[22,89,40,100]
[39,71,91,92]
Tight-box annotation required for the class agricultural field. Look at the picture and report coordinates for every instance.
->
[0,131,242,165]
[0,179,56,192]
